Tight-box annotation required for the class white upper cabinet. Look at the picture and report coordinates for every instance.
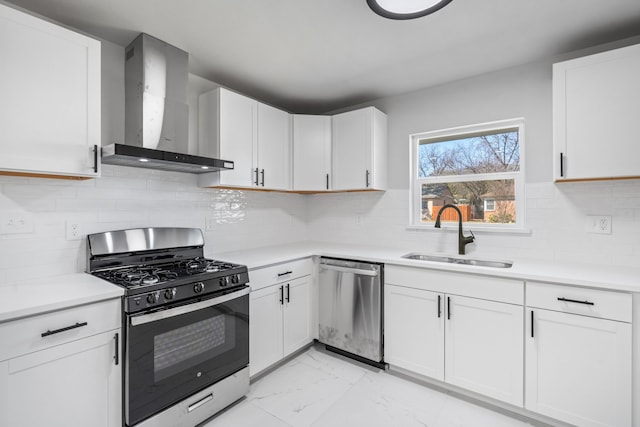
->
[199,88,257,187]
[331,107,387,191]
[0,3,101,179]
[553,43,640,181]
[198,87,291,190]
[292,115,331,191]
[257,102,291,190]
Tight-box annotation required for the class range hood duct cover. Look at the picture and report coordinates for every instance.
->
[102,33,233,174]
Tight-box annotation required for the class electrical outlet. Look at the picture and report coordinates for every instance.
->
[0,213,34,234]
[355,214,363,225]
[66,221,83,240]
[586,215,612,234]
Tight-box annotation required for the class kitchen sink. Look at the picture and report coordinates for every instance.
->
[401,253,513,268]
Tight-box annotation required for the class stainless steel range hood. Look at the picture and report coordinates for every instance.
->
[102,33,234,174]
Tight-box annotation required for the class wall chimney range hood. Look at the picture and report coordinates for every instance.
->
[101,33,234,174]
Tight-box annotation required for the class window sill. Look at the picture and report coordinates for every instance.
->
[406,224,532,236]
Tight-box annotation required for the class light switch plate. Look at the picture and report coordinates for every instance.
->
[0,213,34,234]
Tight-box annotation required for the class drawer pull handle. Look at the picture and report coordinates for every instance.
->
[93,145,99,174]
[557,297,594,306]
[188,393,213,412]
[41,321,88,337]
[531,310,534,338]
[286,283,291,303]
[437,295,441,318]
[114,333,119,366]
[447,296,451,320]
[277,271,293,277]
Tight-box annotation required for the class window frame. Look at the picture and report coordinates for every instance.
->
[484,198,496,212]
[409,118,526,231]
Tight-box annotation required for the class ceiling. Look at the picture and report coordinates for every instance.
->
[6,0,640,113]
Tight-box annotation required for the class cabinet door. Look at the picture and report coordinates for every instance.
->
[0,330,121,427]
[282,276,313,356]
[384,285,445,381]
[332,108,373,190]
[249,284,284,376]
[0,3,101,178]
[445,295,523,406]
[553,43,640,181]
[525,308,632,427]
[292,115,331,191]
[257,102,291,190]
[218,88,257,187]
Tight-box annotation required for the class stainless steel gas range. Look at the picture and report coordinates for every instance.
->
[87,227,249,427]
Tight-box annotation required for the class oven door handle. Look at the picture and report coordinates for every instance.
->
[130,287,250,326]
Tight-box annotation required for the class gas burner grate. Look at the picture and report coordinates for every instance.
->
[178,257,236,274]
[99,267,179,287]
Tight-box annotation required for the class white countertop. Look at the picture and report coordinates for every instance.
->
[211,241,640,293]
[3,241,637,324]
[0,273,123,323]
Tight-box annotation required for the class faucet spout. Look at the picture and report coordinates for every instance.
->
[434,204,475,255]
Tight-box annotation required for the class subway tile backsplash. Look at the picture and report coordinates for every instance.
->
[1,165,639,282]
[0,165,307,281]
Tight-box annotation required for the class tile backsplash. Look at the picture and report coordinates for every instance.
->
[0,165,307,282]
[306,182,640,268]
[1,165,639,283]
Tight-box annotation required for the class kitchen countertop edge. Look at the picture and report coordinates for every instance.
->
[0,273,124,324]
[211,241,640,294]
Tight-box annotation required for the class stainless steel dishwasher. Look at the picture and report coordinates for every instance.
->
[318,257,385,368]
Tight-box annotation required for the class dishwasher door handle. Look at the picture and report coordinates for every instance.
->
[319,264,379,277]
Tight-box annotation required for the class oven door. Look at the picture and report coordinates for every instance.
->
[125,286,249,426]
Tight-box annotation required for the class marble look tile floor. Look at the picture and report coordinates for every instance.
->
[205,346,546,427]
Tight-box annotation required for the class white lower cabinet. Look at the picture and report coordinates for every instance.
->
[384,285,444,380]
[445,295,523,406]
[249,284,284,377]
[384,282,523,406]
[0,299,121,427]
[249,261,314,377]
[525,282,632,427]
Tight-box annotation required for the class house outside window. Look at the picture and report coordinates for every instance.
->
[410,118,525,229]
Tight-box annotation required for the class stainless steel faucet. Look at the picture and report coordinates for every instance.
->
[434,204,475,255]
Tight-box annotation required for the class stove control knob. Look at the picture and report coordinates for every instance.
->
[219,277,229,287]
[164,288,176,300]
[146,292,159,304]
[231,274,240,284]
[193,282,205,293]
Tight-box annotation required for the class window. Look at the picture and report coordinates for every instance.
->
[410,119,524,229]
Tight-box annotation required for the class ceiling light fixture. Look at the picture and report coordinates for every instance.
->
[367,0,452,20]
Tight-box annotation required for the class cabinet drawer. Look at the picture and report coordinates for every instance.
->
[526,281,631,323]
[0,298,121,361]
[249,258,313,291]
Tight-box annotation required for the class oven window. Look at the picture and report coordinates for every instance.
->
[154,314,235,382]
